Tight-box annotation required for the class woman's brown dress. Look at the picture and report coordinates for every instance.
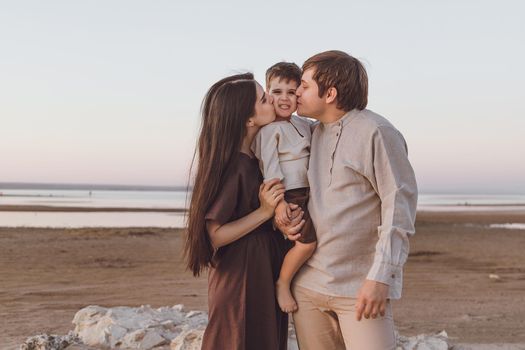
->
[201,152,290,350]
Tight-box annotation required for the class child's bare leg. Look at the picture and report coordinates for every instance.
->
[277,241,316,313]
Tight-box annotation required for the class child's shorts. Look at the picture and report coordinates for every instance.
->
[285,187,317,244]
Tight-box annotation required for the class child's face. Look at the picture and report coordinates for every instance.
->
[267,78,298,118]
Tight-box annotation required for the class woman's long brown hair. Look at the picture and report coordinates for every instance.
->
[184,73,257,276]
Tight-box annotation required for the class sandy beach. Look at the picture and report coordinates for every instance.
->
[1,211,525,349]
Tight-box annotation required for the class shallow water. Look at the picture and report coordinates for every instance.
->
[2,188,525,228]
[0,211,186,228]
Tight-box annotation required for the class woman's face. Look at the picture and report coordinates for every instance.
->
[251,83,276,127]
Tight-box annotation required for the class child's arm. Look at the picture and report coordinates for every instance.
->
[252,126,285,184]
[253,127,291,226]
[207,179,284,249]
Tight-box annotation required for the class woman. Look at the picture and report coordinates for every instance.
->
[185,73,292,349]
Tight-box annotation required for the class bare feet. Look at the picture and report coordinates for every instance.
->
[276,280,298,313]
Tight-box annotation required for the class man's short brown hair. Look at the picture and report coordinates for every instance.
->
[303,50,368,111]
[265,62,302,90]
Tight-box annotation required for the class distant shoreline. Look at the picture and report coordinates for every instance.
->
[416,209,525,224]
[420,203,525,207]
[0,205,186,213]
[1,183,524,196]
[1,204,525,216]
[0,182,189,192]
[1,205,524,228]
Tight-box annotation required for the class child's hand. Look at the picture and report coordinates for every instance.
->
[275,200,291,227]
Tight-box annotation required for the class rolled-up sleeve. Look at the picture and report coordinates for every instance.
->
[366,125,418,286]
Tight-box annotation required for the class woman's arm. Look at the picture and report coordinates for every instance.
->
[207,179,284,249]
[207,208,271,249]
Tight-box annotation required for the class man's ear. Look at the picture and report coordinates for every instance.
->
[325,87,338,104]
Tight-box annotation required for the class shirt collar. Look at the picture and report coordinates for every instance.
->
[321,109,361,130]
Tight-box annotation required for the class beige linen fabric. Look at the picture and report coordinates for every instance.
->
[251,115,312,190]
[294,108,418,300]
[292,285,396,350]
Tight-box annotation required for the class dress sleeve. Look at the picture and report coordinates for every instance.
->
[204,167,240,225]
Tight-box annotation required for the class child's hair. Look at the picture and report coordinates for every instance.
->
[265,62,302,90]
[185,72,256,277]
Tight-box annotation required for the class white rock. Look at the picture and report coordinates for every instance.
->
[287,323,299,350]
[140,329,169,349]
[396,330,451,350]
[71,304,207,349]
[26,304,525,350]
[170,329,205,350]
[107,324,128,348]
[19,331,82,350]
[185,310,203,319]
[454,344,525,350]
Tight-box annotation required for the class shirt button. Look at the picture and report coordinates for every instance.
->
[391,274,395,278]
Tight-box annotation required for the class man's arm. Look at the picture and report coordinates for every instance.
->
[367,125,417,285]
[356,125,418,320]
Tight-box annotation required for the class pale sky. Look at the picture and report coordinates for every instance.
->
[1,0,524,193]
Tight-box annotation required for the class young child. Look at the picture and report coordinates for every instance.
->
[251,62,317,313]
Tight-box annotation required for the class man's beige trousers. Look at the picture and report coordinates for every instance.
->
[292,285,396,350]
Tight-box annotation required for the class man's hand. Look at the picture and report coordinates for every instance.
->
[355,279,389,321]
[274,203,305,241]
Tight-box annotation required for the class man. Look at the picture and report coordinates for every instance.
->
[278,50,418,350]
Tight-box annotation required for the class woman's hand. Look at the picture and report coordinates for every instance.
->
[207,180,286,250]
[258,178,285,219]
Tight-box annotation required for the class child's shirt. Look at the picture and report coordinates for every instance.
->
[251,114,313,190]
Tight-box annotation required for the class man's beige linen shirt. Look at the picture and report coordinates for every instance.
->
[294,109,418,299]
[251,115,312,190]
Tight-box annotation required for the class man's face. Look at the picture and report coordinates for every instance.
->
[296,68,325,119]
[267,78,298,118]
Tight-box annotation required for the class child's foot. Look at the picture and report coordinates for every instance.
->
[276,280,298,313]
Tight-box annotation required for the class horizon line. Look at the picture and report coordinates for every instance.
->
[0,181,189,192]
[1,181,524,195]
